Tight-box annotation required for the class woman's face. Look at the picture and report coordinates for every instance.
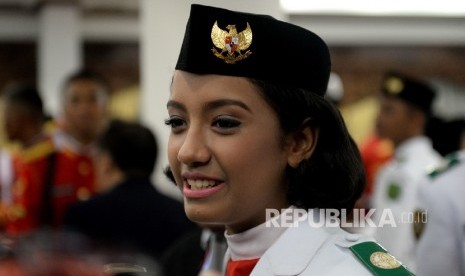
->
[167,71,290,234]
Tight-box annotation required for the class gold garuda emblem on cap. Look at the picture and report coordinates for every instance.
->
[385,77,404,94]
[211,21,252,64]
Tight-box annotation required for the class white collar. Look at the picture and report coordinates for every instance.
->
[395,135,432,161]
[225,206,296,261]
[52,129,95,155]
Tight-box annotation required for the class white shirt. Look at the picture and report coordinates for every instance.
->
[225,207,290,261]
[52,129,96,156]
[371,135,443,271]
[0,149,14,204]
[224,208,378,275]
[416,150,465,276]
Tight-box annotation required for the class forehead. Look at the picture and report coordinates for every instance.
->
[65,79,103,97]
[63,81,108,107]
[380,95,413,114]
[171,71,262,102]
[381,95,406,106]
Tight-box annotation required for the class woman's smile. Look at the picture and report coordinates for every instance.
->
[182,172,226,199]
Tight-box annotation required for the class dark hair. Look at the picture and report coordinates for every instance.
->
[3,83,44,122]
[62,69,109,96]
[97,119,158,178]
[250,79,366,212]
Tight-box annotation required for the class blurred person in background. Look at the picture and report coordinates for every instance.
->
[0,83,98,235]
[54,68,109,149]
[0,84,47,231]
[64,119,196,264]
[51,68,110,201]
[325,72,393,210]
[414,127,465,276]
[371,71,443,271]
[424,78,465,157]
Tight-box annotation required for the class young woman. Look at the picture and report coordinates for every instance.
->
[164,4,414,276]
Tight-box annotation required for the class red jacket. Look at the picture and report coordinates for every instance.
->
[6,136,96,235]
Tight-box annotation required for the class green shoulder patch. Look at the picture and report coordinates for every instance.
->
[350,241,415,276]
[387,183,401,200]
[428,153,460,179]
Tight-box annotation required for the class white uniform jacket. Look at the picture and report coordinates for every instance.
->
[371,136,443,269]
[416,150,465,276]
[249,219,376,275]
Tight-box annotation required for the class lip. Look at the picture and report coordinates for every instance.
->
[182,172,225,199]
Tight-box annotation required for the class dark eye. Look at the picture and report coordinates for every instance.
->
[164,117,186,132]
[212,117,241,129]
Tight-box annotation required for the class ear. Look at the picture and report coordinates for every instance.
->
[286,118,319,168]
[95,151,120,180]
[95,152,121,192]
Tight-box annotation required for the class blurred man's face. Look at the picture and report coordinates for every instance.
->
[375,96,417,146]
[63,79,107,142]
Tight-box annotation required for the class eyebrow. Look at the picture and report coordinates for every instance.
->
[206,99,252,113]
[167,99,252,113]
[166,100,186,112]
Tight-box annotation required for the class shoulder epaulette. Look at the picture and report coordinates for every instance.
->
[21,139,55,163]
[350,241,415,275]
[428,153,460,179]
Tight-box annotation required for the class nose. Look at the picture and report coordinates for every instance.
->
[177,126,211,167]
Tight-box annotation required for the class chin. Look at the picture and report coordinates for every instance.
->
[184,202,225,225]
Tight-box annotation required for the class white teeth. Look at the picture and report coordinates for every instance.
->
[187,179,217,190]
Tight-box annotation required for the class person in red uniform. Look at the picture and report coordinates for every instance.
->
[1,79,104,235]
[51,69,109,193]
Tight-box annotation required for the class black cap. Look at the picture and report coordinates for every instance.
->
[175,4,331,96]
[382,71,436,114]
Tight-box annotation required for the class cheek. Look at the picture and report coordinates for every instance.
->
[167,135,179,163]
[378,113,395,129]
[167,136,183,183]
[218,132,286,184]
[65,106,79,120]
[6,117,22,132]
[389,113,405,129]
[91,103,104,114]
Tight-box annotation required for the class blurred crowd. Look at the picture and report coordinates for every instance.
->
[0,69,196,275]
